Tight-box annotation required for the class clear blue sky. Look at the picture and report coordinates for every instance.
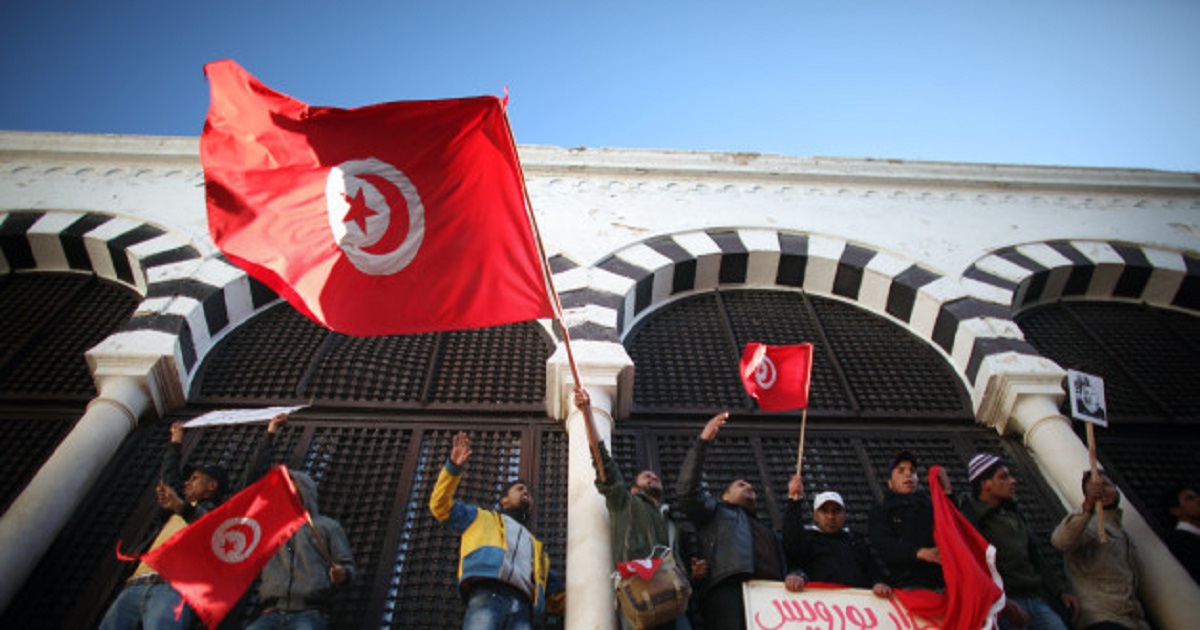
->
[2,1,1198,172]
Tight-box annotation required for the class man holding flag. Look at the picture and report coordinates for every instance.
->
[100,421,227,630]
[240,415,356,630]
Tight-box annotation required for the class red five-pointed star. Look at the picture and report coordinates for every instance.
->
[342,187,376,234]
[222,537,239,555]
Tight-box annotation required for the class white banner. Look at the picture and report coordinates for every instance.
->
[743,581,940,630]
[181,405,306,429]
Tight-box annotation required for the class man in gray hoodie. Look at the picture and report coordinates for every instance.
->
[243,414,356,630]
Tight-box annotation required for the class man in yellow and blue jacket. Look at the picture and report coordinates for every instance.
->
[430,431,565,629]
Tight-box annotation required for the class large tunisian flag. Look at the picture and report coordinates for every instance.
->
[892,466,1006,630]
[739,342,814,411]
[201,59,554,336]
[141,466,309,629]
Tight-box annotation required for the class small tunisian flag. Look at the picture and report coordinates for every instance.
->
[893,466,1005,630]
[739,342,814,411]
[141,466,309,629]
[201,59,553,336]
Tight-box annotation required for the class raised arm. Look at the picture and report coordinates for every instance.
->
[430,432,477,530]
[675,412,729,523]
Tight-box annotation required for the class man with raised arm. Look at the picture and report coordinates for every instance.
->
[575,387,702,630]
[100,422,227,630]
[430,431,565,629]
[241,414,356,630]
[783,473,891,597]
[676,412,798,629]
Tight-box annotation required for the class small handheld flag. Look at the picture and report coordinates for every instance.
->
[739,342,814,411]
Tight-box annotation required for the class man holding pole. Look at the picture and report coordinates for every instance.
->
[1051,471,1149,630]
[782,475,891,597]
[575,387,701,629]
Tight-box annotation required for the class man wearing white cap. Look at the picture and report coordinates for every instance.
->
[783,475,891,597]
[960,452,1079,630]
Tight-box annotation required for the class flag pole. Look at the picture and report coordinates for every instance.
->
[1086,423,1107,543]
[499,100,606,482]
[796,408,808,478]
[305,513,336,566]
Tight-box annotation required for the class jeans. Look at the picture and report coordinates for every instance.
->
[1000,596,1068,630]
[98,581,194,630]
[463,582,533,630]
[247,609,329,630]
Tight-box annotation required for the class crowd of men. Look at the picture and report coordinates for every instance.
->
[99,398,1198,629]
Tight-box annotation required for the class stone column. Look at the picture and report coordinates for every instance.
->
[548,340,634,630]
[977,359,1200,629]
[0,338,182,613]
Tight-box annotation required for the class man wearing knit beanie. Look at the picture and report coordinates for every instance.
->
[960,453,1079,630]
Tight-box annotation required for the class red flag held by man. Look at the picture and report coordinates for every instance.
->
[140,466,309,629]
[739,342,814,411]
[201,59,554,336]
[892,466,1005,630]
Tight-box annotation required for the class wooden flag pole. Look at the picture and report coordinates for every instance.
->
[500,103,606,482]
[1086,423,1107,543]
[796,408,808,478]
[306,513,336,566]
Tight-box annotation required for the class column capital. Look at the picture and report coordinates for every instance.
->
[974,351,1066,435]
[86,329,187,419]
[546,340,634,422]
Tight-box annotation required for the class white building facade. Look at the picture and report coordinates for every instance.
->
[1,130,1198,628]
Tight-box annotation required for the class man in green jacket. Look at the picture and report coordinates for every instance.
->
[960,453,1079,630]
[576,387,703,630]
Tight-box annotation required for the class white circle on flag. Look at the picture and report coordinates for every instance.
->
[755,356,778,390]
[211,517,263,564]
[325,157,426,275]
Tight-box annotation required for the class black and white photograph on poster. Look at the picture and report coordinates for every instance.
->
[1068,369,1107,426]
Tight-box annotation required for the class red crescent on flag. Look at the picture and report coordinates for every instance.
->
[357,172,411,256]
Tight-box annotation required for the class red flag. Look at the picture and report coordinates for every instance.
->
[739,342,814,411]
[616,557,663,580]
[893,466,1005,630]
[141,466,309,629]
[201,59,554,336]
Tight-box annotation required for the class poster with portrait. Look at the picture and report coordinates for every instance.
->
[1067,369,1107,426]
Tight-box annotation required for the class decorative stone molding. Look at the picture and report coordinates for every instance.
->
[546,339,634,422]
[973,353,1067,435]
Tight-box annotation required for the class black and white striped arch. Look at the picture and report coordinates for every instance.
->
[962,240,1200,314]
[0,210,277,386]
[549,229,1198,403]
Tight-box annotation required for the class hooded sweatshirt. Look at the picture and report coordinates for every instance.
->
[256,470,356,611]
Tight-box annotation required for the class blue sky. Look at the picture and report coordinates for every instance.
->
[2,2,1198,172]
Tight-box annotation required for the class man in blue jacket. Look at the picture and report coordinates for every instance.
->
[430,431,565,629]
